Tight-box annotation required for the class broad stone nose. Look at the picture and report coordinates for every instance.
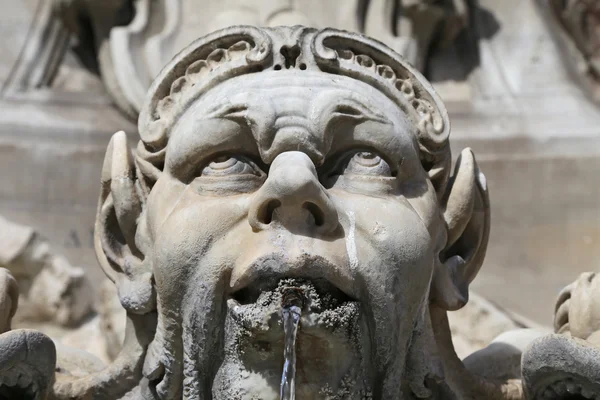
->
[248,151,339,235]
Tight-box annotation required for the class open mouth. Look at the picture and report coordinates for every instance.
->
[231,277,354,309]
[228,277,359,333]
[0,330,55,400]
[215,271,372,399]
[0,375,39,400]
[537,378,598,400]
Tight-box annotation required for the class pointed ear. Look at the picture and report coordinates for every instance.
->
[95,131,155,314]
[430,148,490,311]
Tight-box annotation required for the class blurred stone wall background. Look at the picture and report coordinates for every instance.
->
[0,0,598,329]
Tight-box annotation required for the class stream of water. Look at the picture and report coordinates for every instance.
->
[279,304,301,400]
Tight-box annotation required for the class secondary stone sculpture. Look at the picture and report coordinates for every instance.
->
[1,24,598,400]
[0,216,94,327]
[554,271,600,344]
[520,271,600,399]
[455,270,600,399]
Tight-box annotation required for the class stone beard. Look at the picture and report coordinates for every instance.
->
[94,26,491,399]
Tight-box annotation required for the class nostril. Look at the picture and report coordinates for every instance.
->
[258,199,281,225]
[303,202,325,226]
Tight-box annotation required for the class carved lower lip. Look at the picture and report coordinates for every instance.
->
[228,254,359,302]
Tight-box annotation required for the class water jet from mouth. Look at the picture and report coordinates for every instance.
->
[280,290,303,400]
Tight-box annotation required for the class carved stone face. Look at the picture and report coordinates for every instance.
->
[94,26,491,399]
[142,70,442,398]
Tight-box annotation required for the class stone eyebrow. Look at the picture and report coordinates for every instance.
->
[192,99,271,159]
[321,96,399,162]
[315,95,392,127]
[203,102,249,121]
[330,101,390,123]
[203,100,267,137]
[320,97,393,151]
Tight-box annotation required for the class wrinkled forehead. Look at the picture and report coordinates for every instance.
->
[168,71,418,163]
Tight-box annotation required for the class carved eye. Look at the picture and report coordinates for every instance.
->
[200,155,264,177]
[343,151,394,177]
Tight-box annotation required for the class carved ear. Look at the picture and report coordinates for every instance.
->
[431,148,490,311]
[95,131,155,314]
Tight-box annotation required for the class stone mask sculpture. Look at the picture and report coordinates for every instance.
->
[90,25,499,399]
[3,25,533,400]
[86,25,505,399]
